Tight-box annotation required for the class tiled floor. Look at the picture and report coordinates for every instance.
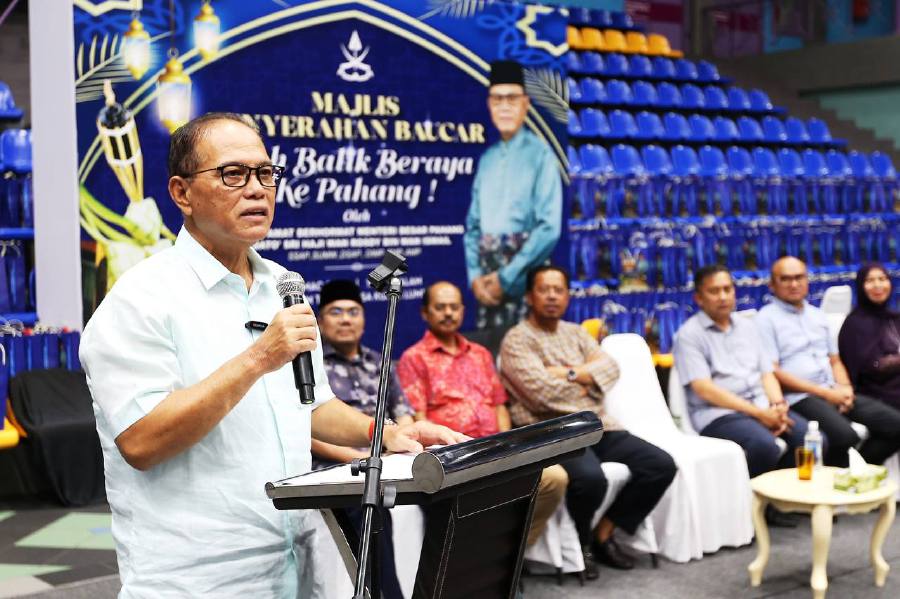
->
[0,502,117,598]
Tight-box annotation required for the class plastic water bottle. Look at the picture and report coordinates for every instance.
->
[804,421,824,470]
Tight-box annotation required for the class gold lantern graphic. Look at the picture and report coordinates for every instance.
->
[122,17,151,80]
[157,56,192,133]
[97,80,143,202]
[194,2,221,60]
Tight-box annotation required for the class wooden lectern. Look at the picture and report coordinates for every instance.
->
[266,411,602,599]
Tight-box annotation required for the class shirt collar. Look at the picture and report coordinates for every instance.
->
[421,330,470,354]
[697,310,734,331]
[499,127,527,151]
[322,340,372,363]
[175,226,274,291]
[773,297,806,314]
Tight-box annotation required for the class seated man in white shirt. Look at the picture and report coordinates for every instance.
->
[80,112,463,598]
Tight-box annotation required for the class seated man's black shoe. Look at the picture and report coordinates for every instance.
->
[592,538,635,570]
[765,505,799,528]
[580,545,600,580]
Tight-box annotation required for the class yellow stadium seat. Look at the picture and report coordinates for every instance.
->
[580,27,606,51]
[653,353,674,368]
[602,29,627,53]
[625,32,649,54]
[0,418,20,449]
[567,26,587,50]
[648,33,684,58]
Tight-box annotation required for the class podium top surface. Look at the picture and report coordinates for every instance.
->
[266,411,602,504]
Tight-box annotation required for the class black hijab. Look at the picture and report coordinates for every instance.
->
[839,263,900,387]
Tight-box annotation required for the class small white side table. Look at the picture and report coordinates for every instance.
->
[748,467,897,599]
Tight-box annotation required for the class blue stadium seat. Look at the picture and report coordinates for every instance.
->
[727,87,751,112]
[604,53,629,78]
[569,52,590,75]
[611,144,651,216]
[567,77,583,103]
[611,12,635,30]
[595,10,614,29]
[681,84,705,110]
[656,82,682,108]
[674,59,699,82]
[568,109,584,136]
[753,147,787,214]
[0,82,24,121]
[605,79,633,105]
[567,146,582,174]
[635,111,664,140]
[699,145,733,214]
[663,112,691,141]
[871,151,898,210]
[808,118,835,144]
[688,114,715,142]
[848,151,888,212]
[727,146,757,214]
[631,80,658,106]
[737,116,764,142]
[628,54,653,79]
[0,129,32,174]
[641,144,674,215]
[575,144,615,218]
[777,148,809,213]
[697,60,722,83]
[748,89,774,113]
[570,8,593,27]
[825,150,857,213]
[704,86,729,111]
[652,56,676,80]
[785,117,810,144]
[713,116,740,142]
[762,116,787,143]
[580,78,606,103]
[801,149,838,214]
[581,52,606,75]
[609,109,638,138]
[579,108,611,137]
[670,145,701,215]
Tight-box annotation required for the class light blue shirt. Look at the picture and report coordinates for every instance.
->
[80,228,334,598]
[756,298,836,405]
[673,311,773,432]
[464,127,562,298]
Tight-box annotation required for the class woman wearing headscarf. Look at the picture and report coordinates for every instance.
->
[838,263,900,411]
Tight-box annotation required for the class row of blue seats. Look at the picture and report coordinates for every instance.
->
[0,83,23,121]
[569,78,779,115]
[569,8,639,32]
[569,109,842,147]
[565,274,870,352]
[570,217,895,286]
[568,53,725,84]
[0,130,34,229]
[568,144,896,218]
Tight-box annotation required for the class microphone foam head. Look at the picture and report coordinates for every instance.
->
[276,271,306,297]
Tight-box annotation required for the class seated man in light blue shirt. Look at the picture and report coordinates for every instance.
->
[673,264,811,479]
[464,60,562,329]
[80,112,464,598]
[757,256,900,467]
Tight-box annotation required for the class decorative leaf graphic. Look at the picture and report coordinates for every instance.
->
[421,0,494,20]
[523,68,568,124]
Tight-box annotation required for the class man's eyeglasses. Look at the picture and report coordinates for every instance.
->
[325,306,362,318]
[184,164,285,188]
[488,92,525,106]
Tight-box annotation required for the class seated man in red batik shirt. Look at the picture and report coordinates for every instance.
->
[397,282,576,572]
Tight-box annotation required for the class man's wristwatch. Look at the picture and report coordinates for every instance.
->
[566,368,578,383]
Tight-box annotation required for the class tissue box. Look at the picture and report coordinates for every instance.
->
[834,465,888,493]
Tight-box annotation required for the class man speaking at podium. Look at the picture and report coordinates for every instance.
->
[80,113,464,598]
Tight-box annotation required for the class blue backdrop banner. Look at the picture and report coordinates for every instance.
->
[73,0,567,353]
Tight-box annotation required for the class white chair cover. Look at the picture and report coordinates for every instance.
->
[821,284,853,315]
[601,333,754,562]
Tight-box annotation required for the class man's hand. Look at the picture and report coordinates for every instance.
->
[382,420,470,454]
[248,304,318,374]
[832,384,855,413]
[547,366,570,380]
[756,405,786,433]
[472,273,502,307]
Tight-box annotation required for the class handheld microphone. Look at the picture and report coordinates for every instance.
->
[275,271,316,404]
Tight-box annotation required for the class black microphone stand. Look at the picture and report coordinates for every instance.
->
[350,250,408,599]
